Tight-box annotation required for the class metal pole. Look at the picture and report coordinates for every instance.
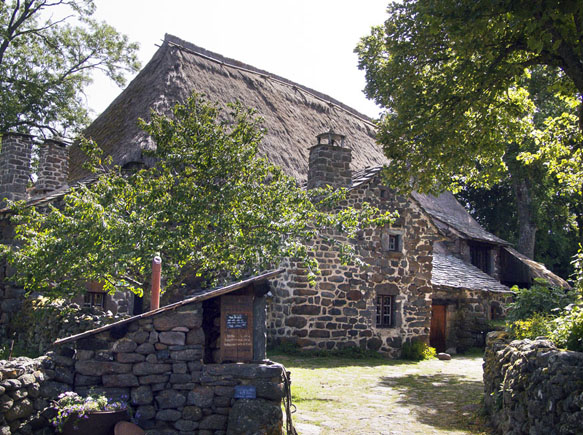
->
[151,256,162,310]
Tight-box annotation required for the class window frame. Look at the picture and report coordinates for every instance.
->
[376,294,395,328]
[381,230,403,253]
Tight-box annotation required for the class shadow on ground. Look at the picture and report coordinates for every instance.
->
[268,352,419,369]
[378,371,493,433]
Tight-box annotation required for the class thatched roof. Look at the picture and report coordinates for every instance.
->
[70,34,387,182]
[502,247,570,289]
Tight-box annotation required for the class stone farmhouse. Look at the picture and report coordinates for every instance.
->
[0,34,569,356]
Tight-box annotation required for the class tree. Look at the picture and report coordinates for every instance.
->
[0,0,140,136]
[356,0,583,259]
[0,94,394,299]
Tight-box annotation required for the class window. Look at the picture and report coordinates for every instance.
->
[376,295,394,327]
[84,281,105,309]
[84,292,105,309]
[470,244,491,274]
[381,231,402,252]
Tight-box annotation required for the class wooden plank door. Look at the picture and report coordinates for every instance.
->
[220,294,254,362]
[430,304,446,352]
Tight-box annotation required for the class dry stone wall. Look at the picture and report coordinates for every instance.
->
[483,332,583,434]
[268,176,438,357]
[1,302,285,434]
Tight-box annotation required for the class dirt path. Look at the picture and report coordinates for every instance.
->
[271,353,492,435]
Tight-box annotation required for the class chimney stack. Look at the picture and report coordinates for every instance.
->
[0,133,34,206]
[35,138,69,193]
[307,129,352,190]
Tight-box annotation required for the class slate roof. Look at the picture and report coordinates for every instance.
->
[411,191,508,246]
[349,167,508,246]
[431,246,511,293]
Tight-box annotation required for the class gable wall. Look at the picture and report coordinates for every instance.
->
[267,176,439,357]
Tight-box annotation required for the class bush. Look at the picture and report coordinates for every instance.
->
[506,279,577,322]
[401,341,436,361]
[508,312,553,340]
[550,304,583,351]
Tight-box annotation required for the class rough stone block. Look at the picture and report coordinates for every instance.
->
[75,361,131,377]
[133,362,171,376]
[113,338,138,353]
[131,386,153,405]
[159,331,186,346]
[156,409,181,422]
[187,386,214,408]
[102,374,139,387]
[153,312,202,331]
[155,389,186,409]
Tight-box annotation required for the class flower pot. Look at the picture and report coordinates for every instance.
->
[61,409,129,435]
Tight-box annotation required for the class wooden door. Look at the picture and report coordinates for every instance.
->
[430,304,446,352]
[220,294,254,362]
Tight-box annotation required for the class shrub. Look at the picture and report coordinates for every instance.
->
[506,279,577,322]
[508,312,553,340]
[401,341,436,361]
[550,304,583,351]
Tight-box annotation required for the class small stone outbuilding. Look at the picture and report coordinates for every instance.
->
[0,270,289,434]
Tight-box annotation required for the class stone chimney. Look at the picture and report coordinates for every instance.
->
[35,138,69,193]
[307,129,352,189]
[0,133,34,205]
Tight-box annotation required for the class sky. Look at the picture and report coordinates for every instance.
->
[85,0,390,120]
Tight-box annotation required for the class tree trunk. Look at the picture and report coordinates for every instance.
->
[511,176,537,259]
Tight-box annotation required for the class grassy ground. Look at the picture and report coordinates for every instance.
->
[269,350,492,435]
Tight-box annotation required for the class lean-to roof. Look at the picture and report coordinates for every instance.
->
[54,269,283,346]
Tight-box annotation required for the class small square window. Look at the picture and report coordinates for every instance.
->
[381,232,402,252]
[376,295,395,327]
[84,292,105,309]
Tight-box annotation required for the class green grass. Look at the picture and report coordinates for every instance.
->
[270,350,492,434]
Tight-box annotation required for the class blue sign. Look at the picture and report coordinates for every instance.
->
[234,385,256,399]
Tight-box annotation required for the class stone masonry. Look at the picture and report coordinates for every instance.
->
[35,139,69,193]
[0,133,33,205]
[483,332,583,434]
[432,287,512,352]
[269,172,439,357]
[1,302,286,434]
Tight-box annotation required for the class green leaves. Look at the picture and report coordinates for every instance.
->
[0,0,140,136]
[356,0,583,194]
[2,94,394,297]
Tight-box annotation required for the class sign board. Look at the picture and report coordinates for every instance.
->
[226,314,248,329]
[220,292,254,362]
[234,385,257,399]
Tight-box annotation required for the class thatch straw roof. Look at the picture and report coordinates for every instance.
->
[70,34,388,182]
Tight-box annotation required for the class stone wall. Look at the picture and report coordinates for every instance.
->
[0,301,286,434]
[0,133,33,205]
[35,140,69,194]
[306,144,352,190]
[7,298,129,356]
[268,176,438,357]
[432,287,511,352]
[483,332,583,434]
